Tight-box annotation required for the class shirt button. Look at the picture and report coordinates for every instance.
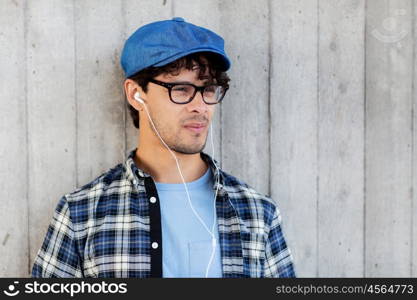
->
[149,197,157,203]
[151,242,159,249]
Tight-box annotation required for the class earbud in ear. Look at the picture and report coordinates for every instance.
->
[134,92,144,104]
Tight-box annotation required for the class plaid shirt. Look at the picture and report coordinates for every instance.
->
[32,149,295,278]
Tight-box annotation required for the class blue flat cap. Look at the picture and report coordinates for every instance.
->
[120,17,231,78]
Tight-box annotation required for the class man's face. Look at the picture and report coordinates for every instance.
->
[142,64,216,155]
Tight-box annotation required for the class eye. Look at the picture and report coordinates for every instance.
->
[204,85,217,93]
[173,87,187,92]
[172,85,193,93]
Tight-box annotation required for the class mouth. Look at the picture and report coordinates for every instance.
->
[183,123,207,134]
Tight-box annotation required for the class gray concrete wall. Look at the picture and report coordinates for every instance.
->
[0,0,415,277]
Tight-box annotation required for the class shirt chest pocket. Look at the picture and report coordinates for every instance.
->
[83,218,150,278]
[240,231,267,277]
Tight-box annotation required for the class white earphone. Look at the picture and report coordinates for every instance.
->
[134,92,144,104]
[134,91,220,278]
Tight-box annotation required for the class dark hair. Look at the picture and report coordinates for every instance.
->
[125,52,231,128]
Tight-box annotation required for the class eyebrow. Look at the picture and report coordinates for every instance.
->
[168,80,212,86]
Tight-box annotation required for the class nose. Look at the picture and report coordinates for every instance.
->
[187,90,208,114]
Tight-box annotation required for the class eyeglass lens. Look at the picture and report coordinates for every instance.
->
[171,84,225,103]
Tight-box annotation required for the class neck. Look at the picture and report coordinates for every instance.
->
[133,132,208,184]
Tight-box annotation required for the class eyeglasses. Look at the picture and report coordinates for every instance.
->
[148,78,228,105]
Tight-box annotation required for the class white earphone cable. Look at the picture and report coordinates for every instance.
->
[206,121,220,277]
[138,95,220,277]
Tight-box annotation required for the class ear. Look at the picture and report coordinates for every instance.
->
[124,79,145,111]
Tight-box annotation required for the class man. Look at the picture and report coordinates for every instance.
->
[32,17,295,278]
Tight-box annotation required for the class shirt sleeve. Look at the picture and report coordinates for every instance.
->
[31,195,83,278]
[264,204,296,278]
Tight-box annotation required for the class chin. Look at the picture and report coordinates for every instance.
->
[172,142,206,155]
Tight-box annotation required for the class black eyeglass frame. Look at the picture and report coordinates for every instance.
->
[148,78,228,105]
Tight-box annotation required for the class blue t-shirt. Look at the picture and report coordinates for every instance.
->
[155,167,222,278]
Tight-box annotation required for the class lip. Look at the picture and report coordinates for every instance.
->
[184,123,207,133]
